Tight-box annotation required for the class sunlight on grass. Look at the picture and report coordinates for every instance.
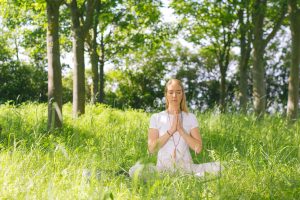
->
[0,103,299,199]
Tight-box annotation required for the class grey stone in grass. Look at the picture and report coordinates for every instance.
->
[96,169,101,180]
[129,162,158,183]
[82,169,91,183]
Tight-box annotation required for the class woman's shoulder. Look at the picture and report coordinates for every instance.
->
[184,112,199,126]
[183,111,197,117]
[183,112,198,123]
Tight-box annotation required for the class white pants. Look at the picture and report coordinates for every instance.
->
[129,161,223,178]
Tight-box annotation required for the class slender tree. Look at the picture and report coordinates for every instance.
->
[251,0,287,116]
[287,0,300,121]
[67,0,96,117]
[87,0,106,104]
[46,0,63,129]
[99,32,105,103]
[238,0,252,112]
[87,0,100,104]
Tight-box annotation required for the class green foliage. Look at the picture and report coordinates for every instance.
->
[0,61,47,103]
[170,0,239,113]
[105,66,165,110]
[98,0,163,63]
[0,0,294,115]
[62,69,102,104]
[0,1,48,104]
[265,44,289,111]
[0,34,12,61]
[62,72,73,104]
[103,43,238,111]
[171,0,238,43]
[0,103,299,199]
[0,0,47,65]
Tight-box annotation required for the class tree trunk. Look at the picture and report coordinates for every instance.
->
[252,45,266,116]
[218,32,231,113]
[89,0,100,104]
[72,30,85,117]
[251,0,287,116]
[46,1,63,129]
[238,6,251,113]
[220,64,226,113]
[90,23,99,104]
[99,33,105,103]
[69,0,95,117]
[287,0,300,121]
[252,0,267,116]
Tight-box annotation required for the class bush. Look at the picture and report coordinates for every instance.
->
[0,61,47,104]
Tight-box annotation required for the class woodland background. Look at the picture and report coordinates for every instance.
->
[0,0,299,127]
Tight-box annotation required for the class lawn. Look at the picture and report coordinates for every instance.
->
[0,103,299,199]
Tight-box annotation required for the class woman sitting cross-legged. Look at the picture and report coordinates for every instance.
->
[129,78,223,177]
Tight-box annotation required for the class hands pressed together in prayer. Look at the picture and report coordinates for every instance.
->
[168,110,186,136]
[166,110,202,154]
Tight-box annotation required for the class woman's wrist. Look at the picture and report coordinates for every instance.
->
[178,128,186,135]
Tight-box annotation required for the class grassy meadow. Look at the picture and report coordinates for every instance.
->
[0,103,299,199]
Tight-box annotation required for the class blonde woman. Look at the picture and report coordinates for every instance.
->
[129,79,222,177]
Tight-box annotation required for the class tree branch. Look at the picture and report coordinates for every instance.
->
[82,0,96,35]
[263,1,287,48]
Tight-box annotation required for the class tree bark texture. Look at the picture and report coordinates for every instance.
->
[89,0,100,104]
[252,0,267,116]
[287,0,300,120]
[47,0,63,129]
[218,31,232,113]
[99,33,105,103]
[70,0,95,117]
[252,0,287,116]
[72,29,85,117]
[220,64,227,113]
[238,6,251,113]
[90,23,99,104]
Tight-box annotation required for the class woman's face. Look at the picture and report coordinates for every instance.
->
[166,82,183,108]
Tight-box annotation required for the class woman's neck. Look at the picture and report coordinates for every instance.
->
[167,106,181,114]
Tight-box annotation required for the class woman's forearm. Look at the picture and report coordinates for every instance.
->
[179,130,202,154]
[148,132,171,153]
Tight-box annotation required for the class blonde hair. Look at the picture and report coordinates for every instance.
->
[164,79,189,113]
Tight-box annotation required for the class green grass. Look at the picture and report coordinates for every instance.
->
[0,103,299,199]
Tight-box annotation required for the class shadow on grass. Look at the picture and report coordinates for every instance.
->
[0,111,155,179]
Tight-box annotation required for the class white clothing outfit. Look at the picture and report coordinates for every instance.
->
[129,111,223,177]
